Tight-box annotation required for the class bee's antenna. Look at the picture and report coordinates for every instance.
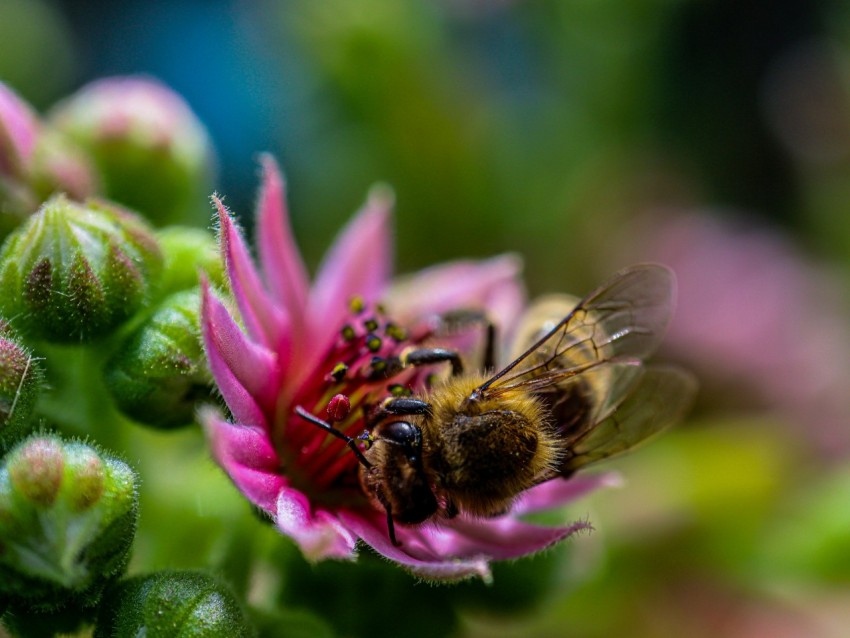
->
[294,406,372,468]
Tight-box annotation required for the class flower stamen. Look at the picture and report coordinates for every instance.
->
[326,394,351,423]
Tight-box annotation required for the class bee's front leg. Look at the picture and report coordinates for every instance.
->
[366,397,431,428]
[294,406,373,468]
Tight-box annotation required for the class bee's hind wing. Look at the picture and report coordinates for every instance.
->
[559,365,697,474]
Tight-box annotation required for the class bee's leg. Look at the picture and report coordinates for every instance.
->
[433,309,497,371]
[402,348,464,376]
[366,397,431,428]
[482,322,496,371]
[387,512,400,547]
[376,492,401,546]
[364,348,463,382]
[294,406,372,468]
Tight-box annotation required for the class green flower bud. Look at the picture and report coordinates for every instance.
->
[49,76,215,226]
[156,226,224,297]
[0,434,138,613]
[0,321,43,451]
[104,289,210,429]
[94,571,255,637]
[0,195,163,341]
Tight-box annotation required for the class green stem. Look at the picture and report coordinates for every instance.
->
[33,342,127,451]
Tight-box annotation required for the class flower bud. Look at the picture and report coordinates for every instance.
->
[0,82,39,180]
[0,82,41,237]
[104,289,210,429]
[28,127,100,204]
[0,195,163,341]
[49,76,215,225]
[94,570,254,637]
[0,434,139,612]
[0,82,100,242]
[156,226,224,297]
[0,321,43,450]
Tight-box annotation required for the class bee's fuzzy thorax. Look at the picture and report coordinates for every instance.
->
[417,372,563,516]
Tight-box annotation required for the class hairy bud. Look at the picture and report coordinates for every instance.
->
[49,76,215,225]
[0,321,43,450]
[0,195,163,341]
[104,289,211,428]
[0,435,139,613]
[156,225,224,296]
[94,571,255,637]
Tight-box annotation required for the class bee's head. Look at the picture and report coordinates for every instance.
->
[361,420,438,525]
[369,420,422,460]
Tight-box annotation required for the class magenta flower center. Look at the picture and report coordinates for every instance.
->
[281,298,433,503]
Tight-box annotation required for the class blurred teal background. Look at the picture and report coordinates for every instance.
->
[3,0,850,636]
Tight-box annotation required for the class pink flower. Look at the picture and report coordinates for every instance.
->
[200,155,609,580]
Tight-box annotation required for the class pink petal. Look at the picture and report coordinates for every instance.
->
[216,198,291,354]
[338,511,492,581]
[513,473,623,516]
[200,407,286,513]
[201,279,282,413]
[201,282,267,427]
[387,254,525,329]
[439,515,592,561]
[484,269,527,339]
[0,82,39,176]
[308,188,392,343]
[255,154,310,321]
[275,488,358,560]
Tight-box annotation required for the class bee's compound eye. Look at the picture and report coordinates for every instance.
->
[379,420,420,449]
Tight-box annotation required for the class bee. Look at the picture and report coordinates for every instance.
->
[297,264,696,546]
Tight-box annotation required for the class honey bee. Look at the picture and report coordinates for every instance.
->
[297,264,696,545]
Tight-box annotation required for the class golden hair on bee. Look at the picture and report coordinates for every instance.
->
[418,372,561,518]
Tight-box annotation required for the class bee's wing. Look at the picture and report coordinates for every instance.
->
[506,293,581,364]
[560,365,697,473]
[478,264,676,398]
[534,359,647,442]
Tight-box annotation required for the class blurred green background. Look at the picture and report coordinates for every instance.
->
[3,0,850,636]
